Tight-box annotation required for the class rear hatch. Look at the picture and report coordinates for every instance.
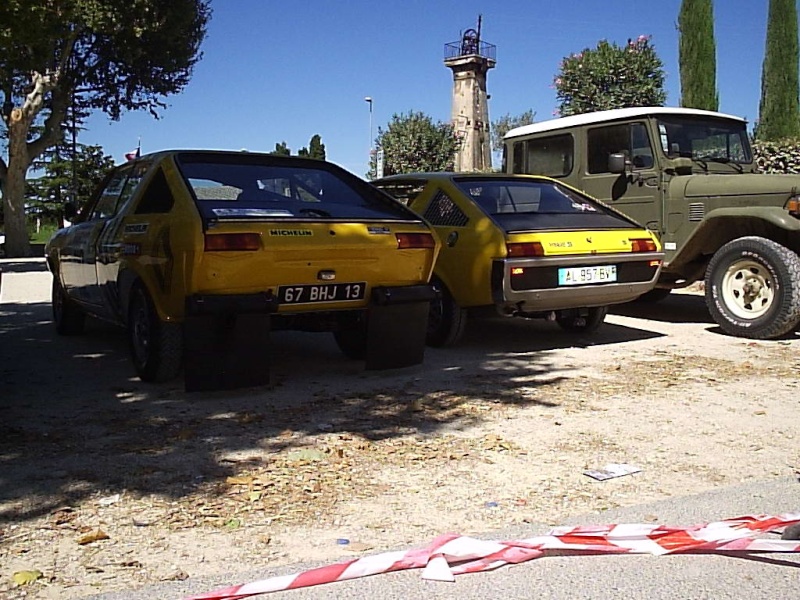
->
[176,152,437,312]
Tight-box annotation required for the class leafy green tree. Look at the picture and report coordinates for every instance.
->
[297,134,326,160]
[0,0,211,256]
[554,36,667,117]
[372,111,459,178]
[491,110,536,152]
[756,0,800,141]
[270,142,291,156]
[678,0,719,111]
[28,143,114,228]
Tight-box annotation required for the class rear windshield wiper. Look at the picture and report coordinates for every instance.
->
[298,207,332,218]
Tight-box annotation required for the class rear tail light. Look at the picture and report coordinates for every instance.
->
[506,242,545,257]
[204,233,262,251]
[629,238,658,252]
[396,232,436,249]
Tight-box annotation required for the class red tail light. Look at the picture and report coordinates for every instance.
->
[204,233,262,251]
[396,232,436,249]
[506,242,545,257]
[630,238,658,252]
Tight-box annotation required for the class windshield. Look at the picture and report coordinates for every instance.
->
[656,116,751,163]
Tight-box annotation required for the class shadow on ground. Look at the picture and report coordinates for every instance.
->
[0,259,49,274]
[612,292,714,324]
[0,297,662,525]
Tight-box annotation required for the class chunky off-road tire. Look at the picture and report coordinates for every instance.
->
[128,283,183,382]
[556,306,608,334]
[705,237,800,339]
[636,288,672,303]
[52,276,86,335]
[333,324,368,360]
[426,279,467,347]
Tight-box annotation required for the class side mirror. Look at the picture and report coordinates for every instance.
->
[63,202,77,221]
[608,153,628,174]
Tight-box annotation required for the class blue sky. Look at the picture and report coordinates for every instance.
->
[83,0,778,177]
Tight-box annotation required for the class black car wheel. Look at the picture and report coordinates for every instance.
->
[128,283,183,382]
[426,278,467,347]
[52,276,86,335]
[556,306,608,334]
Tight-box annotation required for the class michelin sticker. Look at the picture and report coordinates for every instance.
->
[269,229,313,236]
[124,223,149,234]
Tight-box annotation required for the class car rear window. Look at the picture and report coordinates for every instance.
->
[453,177,640,230]
[454,178,614,215]
[176,153,415,221]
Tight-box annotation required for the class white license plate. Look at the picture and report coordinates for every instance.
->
[278,282,366,304]
[558,265,617,286]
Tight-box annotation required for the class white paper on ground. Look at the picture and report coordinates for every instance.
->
[583,463,642,481]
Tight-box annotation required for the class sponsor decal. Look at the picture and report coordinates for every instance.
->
[124,223,149,234]
[121,243,141,256]
[212,208,292,217]
[269,229,313,237]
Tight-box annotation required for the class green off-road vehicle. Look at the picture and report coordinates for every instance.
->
[504,106,800,339]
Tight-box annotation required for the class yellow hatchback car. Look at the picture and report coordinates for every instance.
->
[372,173,663,346]
[46,151,439,390]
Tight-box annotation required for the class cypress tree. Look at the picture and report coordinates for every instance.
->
[757,0,800,141]
[678,0,719,111]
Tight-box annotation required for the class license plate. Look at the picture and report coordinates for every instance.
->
[558,265,617,286]
[278,282,366,304]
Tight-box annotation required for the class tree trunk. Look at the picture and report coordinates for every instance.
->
[3,108,33,258]
[2,70,65,258]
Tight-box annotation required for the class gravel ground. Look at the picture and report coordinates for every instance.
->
[1,258,798,599]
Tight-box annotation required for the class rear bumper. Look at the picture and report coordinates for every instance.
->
[491,252,663,313]
[371,284,438,306]
[186,292,279,315]
[186,283,438,315]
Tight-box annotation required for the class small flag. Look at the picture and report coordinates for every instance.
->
[125,139,141,161]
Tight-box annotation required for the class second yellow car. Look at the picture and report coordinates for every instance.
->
[372,173,663,345]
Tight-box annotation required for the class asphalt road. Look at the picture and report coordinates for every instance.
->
[86,477,800,600]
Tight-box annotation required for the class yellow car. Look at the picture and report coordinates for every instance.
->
[46,151,439,390]
[372,173,663,345]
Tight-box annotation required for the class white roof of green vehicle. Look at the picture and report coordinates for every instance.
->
[504,107,747,138]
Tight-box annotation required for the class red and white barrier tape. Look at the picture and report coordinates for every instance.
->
[184,513,800,600]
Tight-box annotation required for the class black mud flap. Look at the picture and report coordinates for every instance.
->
[183,313,271,392]
[364,301,429,370]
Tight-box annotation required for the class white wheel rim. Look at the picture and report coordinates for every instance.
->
[720,259,775,320]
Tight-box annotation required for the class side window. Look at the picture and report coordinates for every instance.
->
[423,190,469,227]
[631,123,654,168]
[372,181,427,207]
[135,168,176,214]
[89,169,130,221]
[115,164,148,213]
[588,123,653,173]
[521,134,574,177]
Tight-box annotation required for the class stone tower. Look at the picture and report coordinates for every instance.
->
[444,16,496,172]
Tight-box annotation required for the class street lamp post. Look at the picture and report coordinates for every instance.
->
[364,96,373,175]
